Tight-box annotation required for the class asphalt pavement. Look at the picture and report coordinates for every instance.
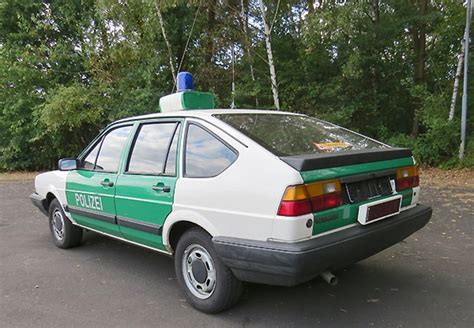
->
[1,179,473,328]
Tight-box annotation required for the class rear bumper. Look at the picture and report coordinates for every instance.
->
[213,204,432,286]
[29,193,48,216]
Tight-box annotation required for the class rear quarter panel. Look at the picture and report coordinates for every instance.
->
[164,118,303,246]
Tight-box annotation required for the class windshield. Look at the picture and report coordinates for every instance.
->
[215,113,387,156]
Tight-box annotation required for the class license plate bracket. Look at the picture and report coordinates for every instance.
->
[357,195,402,225]
[345,175,394,203]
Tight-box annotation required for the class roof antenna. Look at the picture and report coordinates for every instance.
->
[230,44,236,109]
[172,0,202,93]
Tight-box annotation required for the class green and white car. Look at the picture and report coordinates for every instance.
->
[30,103,432,313]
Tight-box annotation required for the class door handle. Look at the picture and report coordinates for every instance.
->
[100,180,114,187]
[152,184,170,193]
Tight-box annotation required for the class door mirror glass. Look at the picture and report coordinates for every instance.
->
[58,158,79,171]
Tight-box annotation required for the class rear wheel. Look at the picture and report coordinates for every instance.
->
[174,227,243,313]
[48,199,83,249]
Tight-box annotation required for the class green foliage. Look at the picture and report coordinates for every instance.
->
[387,91,461,166]
[39,84,103,131]
[0,0,472,170]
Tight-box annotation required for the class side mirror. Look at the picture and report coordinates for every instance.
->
[58,158,79,171]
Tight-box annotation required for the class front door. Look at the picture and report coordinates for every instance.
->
[114,120,181,250]
[66,125,133,237]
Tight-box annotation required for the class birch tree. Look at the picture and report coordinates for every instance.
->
[449,44,464,121]
[257,0,280,110]
[449,4,473,121]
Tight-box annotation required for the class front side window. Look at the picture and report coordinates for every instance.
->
[81,142,100,170]
[93,125,132,172]
[185,124,237,178]
[127,122,179,175]
[164,127,180,176]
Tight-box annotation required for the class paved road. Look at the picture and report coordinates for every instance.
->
[1,180,473,328]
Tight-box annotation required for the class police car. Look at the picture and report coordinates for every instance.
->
[30,73,432,313]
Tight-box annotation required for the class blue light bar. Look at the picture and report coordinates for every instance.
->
[177,72,194,92]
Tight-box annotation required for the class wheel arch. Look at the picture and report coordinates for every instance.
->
[44,187,74,222]
[163,210,218,253]
[45,192,57,210]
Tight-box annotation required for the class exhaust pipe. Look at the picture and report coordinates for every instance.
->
[321,271,338,286]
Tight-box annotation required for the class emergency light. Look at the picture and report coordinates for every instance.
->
[159,72,215,113]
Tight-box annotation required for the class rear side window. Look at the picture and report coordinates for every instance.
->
[215,114,387,156]
[81,125,132,172]
[127,122,179,175]
[185,124,237,178]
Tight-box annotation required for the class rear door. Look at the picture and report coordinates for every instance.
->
[66,124,133,236]
[114,119,182,250]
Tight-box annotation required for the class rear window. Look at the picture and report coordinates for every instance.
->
[215,113,387,156]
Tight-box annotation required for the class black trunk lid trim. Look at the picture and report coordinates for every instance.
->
[280,148,412,171]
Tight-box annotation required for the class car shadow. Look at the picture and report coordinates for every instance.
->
[60,231,465,327]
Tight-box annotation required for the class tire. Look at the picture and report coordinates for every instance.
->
[48,199,83,249]
[174,227,243,313]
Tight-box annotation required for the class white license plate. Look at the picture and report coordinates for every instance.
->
[357,195,402,225]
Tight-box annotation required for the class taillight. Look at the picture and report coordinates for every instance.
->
[278,185,312,216]
[396,166,419,191]
[278,179,342,216]
[278,199,313,216]
[307,179,342,212]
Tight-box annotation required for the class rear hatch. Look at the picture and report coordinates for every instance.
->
[215,113,419,236]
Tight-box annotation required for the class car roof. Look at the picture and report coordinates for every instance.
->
[113,109,304,125]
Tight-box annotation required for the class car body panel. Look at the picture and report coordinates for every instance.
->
[34,170,72,219]
[113,119,182,250]
[299,157,414,182]
[115,173,176,250]
[169,118,307,245]
[297,157,419,235]
[66,170,121,236]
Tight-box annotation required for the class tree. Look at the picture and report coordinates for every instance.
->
[0,0,471,170]
[257,0,280,110]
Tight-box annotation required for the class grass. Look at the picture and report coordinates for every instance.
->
[0,171,39,182]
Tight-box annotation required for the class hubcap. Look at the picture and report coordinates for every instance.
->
[51,209,65,241]
[182,244,216,299]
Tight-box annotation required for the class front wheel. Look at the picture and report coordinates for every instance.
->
[174,227,243,313]
[48,199,83,249]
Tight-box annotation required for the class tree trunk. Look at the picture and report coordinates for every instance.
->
[308,1,314,15]
[206,0,216,65]
[97,17,109,55]
[257,0,280,110]
[371,0,380,117]
[372,0,379,23]
[411,0,428,138]
[449,45,464,121]
[200,0,216,91]
[156,3,176,85]
[449,5,473,121]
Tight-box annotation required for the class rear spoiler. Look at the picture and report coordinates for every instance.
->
[280,148,413,172]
